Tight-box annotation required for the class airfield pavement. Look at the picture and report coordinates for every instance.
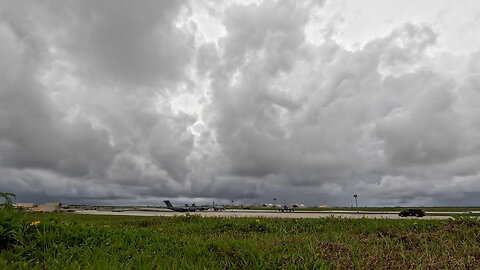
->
[75,209,454,219]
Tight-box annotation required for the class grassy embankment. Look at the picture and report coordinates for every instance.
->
[1,210,479,269]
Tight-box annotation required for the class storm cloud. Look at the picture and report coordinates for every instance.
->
[1,0,480,206]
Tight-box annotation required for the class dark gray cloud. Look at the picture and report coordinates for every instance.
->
[1,0,480,206]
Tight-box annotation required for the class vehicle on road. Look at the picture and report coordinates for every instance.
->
[399,209,426,217]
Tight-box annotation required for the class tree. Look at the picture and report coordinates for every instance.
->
[0,192,16,210]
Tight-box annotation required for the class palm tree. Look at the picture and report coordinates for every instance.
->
[0,192,16,210]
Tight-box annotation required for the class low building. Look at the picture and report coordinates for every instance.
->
[33,203,62,213]
[13,203,36,211]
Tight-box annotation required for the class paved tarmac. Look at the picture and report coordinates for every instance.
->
[75,209,453,219]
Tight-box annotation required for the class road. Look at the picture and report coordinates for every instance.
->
[75,209,453,219]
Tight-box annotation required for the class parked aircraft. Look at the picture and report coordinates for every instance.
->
[280,205,294,212]
[163,200,196,212]
[163,200,224,212]
[212,201,225,211]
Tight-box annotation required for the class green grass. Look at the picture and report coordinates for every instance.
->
[1,210,479,269]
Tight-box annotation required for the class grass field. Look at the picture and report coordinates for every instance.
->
[1,210,479,269]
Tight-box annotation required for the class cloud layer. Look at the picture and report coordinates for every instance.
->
[1,0,480,206]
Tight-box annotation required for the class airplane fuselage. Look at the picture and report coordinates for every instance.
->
[163,200,224,212]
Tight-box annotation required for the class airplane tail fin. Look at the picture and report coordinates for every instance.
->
[163,200,173,208]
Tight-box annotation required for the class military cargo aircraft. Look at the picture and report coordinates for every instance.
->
[163,200,197,212]
[163,200,224,212]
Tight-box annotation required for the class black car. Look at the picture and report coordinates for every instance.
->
[399,209,426,217]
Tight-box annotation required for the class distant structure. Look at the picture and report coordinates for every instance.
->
[13,202,62,213]
[224,203,254,209]
[35,203,62,212]
[261,203,282,209]
[225,203,307,209]
[13,203,35,211]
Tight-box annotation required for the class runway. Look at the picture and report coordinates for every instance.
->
[75,209,453,219]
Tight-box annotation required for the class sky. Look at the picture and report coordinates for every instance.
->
[1,0,480,207]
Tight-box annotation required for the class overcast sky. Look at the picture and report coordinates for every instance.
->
[1,0,480,206]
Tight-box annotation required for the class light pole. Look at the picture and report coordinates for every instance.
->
[353,194,358,214]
